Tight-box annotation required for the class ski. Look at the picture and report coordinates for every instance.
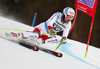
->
[19,41,63,57]
[39,47,63,57]
[19,41,39,51]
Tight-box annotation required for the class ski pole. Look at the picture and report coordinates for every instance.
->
[0,27,28,32]
[55,43,62,51]
[0,27,50,35]
[55,37,67,51]
[0,27,61,42]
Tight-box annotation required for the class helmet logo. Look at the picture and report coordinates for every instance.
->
[69,11,74,15]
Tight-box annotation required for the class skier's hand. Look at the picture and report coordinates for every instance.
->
[60,37,67,44]
[49,29,56,37]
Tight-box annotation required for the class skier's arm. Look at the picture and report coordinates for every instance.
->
[61,22,71,44]
[62,22,71,38]
[46,13,58,30]
[46,12,60,35]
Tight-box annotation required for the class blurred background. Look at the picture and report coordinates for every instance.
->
[0,0,100,48]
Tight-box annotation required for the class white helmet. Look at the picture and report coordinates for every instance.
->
[63,7,75,17]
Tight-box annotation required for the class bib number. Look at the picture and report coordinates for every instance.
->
[53,23,62,31]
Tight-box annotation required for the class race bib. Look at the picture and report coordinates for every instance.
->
[53,23,62,32]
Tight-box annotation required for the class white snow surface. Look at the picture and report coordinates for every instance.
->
[0,16,100,69]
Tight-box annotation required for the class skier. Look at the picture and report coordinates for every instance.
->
[12,7,75,45]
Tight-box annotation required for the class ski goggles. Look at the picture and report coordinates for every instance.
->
[65,15,74,20]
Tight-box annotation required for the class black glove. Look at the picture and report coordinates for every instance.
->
[60,37,67,44]
[49,29,56,36]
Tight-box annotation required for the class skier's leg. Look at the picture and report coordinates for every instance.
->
[39,34,58,44]
[22,32,39,39]
[10,32,39,40]
[45,37,58,44]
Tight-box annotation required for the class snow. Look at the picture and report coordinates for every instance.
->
[0,16,100,69]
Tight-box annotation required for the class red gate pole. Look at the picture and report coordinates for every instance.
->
[85,17,94,58]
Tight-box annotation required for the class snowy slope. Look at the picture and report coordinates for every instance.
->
[0,16,100,69]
